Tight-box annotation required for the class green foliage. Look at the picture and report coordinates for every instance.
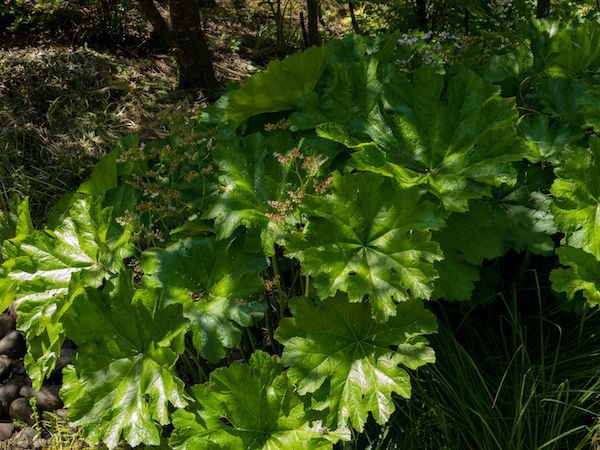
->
[352,65,525,211]
[551,246,600,306]
[2,18,600,450]
[1,194,134,388]
[551,138,600,259]
[170,351,339,449]
[286,172,444,320]
[142,235,267,363]
[60,273,188,448]
[224,46,332,127]
[276,296,437,432]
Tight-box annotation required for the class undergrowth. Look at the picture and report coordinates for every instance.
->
[0,46,178,222]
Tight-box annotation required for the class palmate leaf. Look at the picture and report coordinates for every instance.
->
[551,246,600,307]
[208,131,337,254]
[352,65,524,211]
[533,77,585,127]
[170,351,339,450]
[1,194,134,388]
[290,57,382,138]
[551,137,600,259]
[286,172,444,321]
[208,131,297,254]
[142,235,267,363]
[546,21,600,76]
[518,113,585,165]
[579,78,600,133]
[433,164,556,300]
[224,46,331,127]
[60,273,188,449]
[275,296,437,432]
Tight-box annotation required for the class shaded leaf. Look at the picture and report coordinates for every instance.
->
[142,235,267,363]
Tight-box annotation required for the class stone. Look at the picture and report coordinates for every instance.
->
[0,422,14,441]
[9,398,34,425]
[19,385,62,411]
[6,304,17,322]
[0,383,21,414]
[49,347,74,383]
[0,331,26,359]
[10,427,37,449]
[0,316,15,341]
[55,408,68,418]
[0,356,12,381]
[34,386,62,411]
[56,348,73,371]
[18,385,33,399]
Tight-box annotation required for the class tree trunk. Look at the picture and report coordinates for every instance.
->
[306,0,321,46]
[415,0,428,30]
[168,0,219,94]
[536,0,550,18]
[137,0,175,45]
[348,2,360,34]
[300,11,309,48]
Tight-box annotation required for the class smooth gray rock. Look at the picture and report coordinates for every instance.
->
[0,422,14,441]
[19,385,62,411]
[18,385,33,399]
[9,398,34,425]
[0,383,21,414]
[0,316,15,341]
[0,356,12,381]
[34,386,62,411]
[0,331,26,359]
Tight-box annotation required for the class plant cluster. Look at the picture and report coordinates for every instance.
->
[0,18,599,449]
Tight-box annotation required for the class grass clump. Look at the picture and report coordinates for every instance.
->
[353,276,600,450]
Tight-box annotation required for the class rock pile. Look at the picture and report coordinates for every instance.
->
[0,311,71,447]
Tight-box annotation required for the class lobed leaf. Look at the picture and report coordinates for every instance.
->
[286,171,444,321]
[276,296,437,432]
[142,235,267,363]
[170,351,339,450]
[60,274,188,449]
[1,195,134,388]
[551,137,600,259]
[352,65,525,211]
[551,246,600,307]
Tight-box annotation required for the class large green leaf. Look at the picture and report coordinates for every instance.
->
[286,172,444,321]
[483,43,533,96]
[352,65,524,211]
[142,235,267,363]
[578,78,600,133]
[533,77,585,127]
[519,113,584,165]
[276,296,437,432]
[551,138,600,259]
[224,46,331,127]
[60,274,188,449]
[170,351,339,450]
[290,58,382,138]
[434,164,555,300]
[546,21,600,75]
[1,195,134,388]
[551,246,600,307]
[208,131,336,254]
